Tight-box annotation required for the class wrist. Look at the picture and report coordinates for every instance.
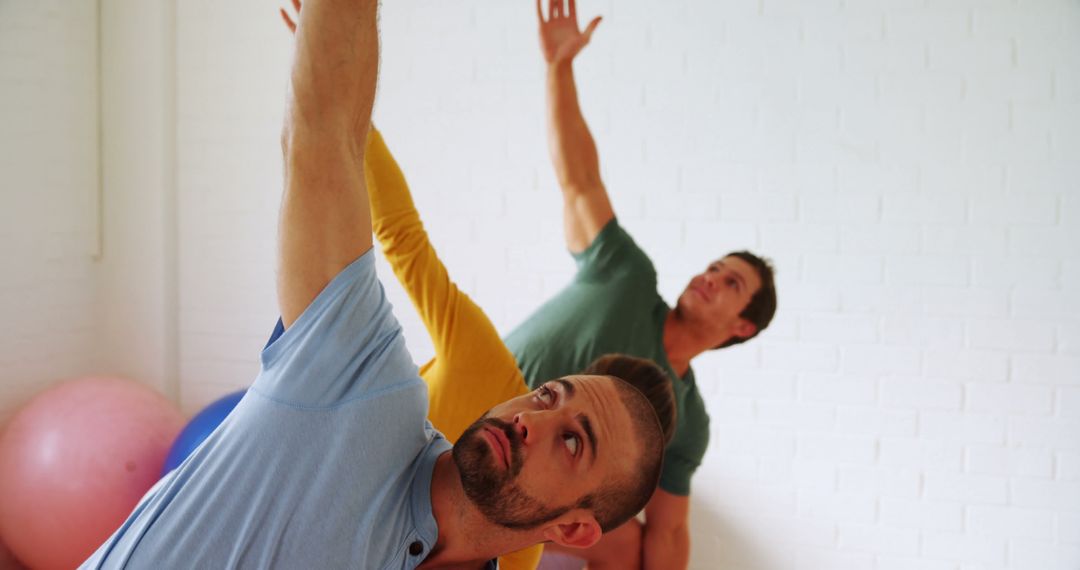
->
[547,59,574,76]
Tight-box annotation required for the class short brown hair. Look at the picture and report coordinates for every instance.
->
[717,250,777,349]
[577,354,674,532]
[581,354,676,444]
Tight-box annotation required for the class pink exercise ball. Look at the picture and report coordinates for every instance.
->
[0,377,185,570]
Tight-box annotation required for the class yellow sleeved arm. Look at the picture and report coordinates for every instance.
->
[363,130,543,570]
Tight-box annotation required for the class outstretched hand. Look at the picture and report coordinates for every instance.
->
[537,0,602,65]
[280,0,300,34]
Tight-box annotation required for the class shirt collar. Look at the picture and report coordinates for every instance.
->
[410,425,451,552]
[409,427,499,570]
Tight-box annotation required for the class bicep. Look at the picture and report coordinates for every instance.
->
[563,184,615,254]
[278,130,373,328]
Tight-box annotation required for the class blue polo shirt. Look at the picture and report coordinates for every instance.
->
[80,251,484,569]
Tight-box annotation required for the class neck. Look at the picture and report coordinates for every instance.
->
[662,309,711,377]
[420,453,537,570]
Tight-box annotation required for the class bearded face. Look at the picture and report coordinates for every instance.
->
[452,416,575,530]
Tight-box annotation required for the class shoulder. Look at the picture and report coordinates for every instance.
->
[572,218,657,281]
[252,251,423,408]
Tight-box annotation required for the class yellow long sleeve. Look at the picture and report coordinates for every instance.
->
[363,129,542,570]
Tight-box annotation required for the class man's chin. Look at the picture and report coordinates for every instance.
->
[673,298,693,318]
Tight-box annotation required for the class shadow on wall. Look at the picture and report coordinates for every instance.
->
[0,539,28,570]
[689,498,771,570]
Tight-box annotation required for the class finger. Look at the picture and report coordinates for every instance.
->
[536,0,545,22]
[583,15,602,40]
[280,8,297,33]
[292,0,301,13]
[568,0,577,21]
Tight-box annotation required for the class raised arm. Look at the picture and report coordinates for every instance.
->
[537,0,614,253]
[364,130,522,376]
[277,0,378,327]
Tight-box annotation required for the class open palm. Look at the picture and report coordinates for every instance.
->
[537,0,602,65]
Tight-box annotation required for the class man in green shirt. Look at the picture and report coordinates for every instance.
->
[503,2,778,569]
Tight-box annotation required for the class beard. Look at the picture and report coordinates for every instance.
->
[452,415,576,530]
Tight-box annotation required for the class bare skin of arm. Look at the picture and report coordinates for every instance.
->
[538,0,613,254]
[278,0,378,328]
[538,2,692,568]
[642,490,691,570]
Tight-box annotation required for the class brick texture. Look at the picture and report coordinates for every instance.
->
[3,0,1077,569]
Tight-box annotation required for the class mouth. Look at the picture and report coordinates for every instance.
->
[689,284,711,302]
[482,426,511,470]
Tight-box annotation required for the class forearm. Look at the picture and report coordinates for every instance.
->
[286,0,378,133]
[277,0,379,327]
[364,131,452,325]
[546,62,603,193]
[366,129,421,240]
[642,523,690,570]
[363,131,471,365]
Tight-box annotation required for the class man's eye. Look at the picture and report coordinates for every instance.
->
[563,433,579,456]
[538,387,554,404]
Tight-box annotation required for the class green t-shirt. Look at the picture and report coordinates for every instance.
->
[504,219,709,496]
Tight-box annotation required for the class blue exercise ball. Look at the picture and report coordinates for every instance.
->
[161,390,246,476]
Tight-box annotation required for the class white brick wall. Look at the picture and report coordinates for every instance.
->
[0,1,101,423]
[168,1,1079,567]
[3,0,1076,568]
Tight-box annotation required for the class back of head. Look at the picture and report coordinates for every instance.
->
[578,354,673,532]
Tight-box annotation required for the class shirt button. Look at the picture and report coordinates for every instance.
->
[408,541,424,556]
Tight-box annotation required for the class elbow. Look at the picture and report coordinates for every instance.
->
[279,110,359,167]
[555,157,603,194]
[560,181,605,207]
[285,65,375,145]
[282,80,354,147]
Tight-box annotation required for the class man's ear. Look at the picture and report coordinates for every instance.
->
[732,318,757,340]
[541,511,602,550]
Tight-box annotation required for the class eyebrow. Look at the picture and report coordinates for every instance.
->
[554,379,597,464]
[732,271,747,291]
[717,260,748,291]
[577,413,598,464]
[555,378,576,397]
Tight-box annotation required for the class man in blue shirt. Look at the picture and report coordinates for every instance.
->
[81,1,668,568]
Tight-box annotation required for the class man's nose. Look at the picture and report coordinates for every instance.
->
[513,409,552,445]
